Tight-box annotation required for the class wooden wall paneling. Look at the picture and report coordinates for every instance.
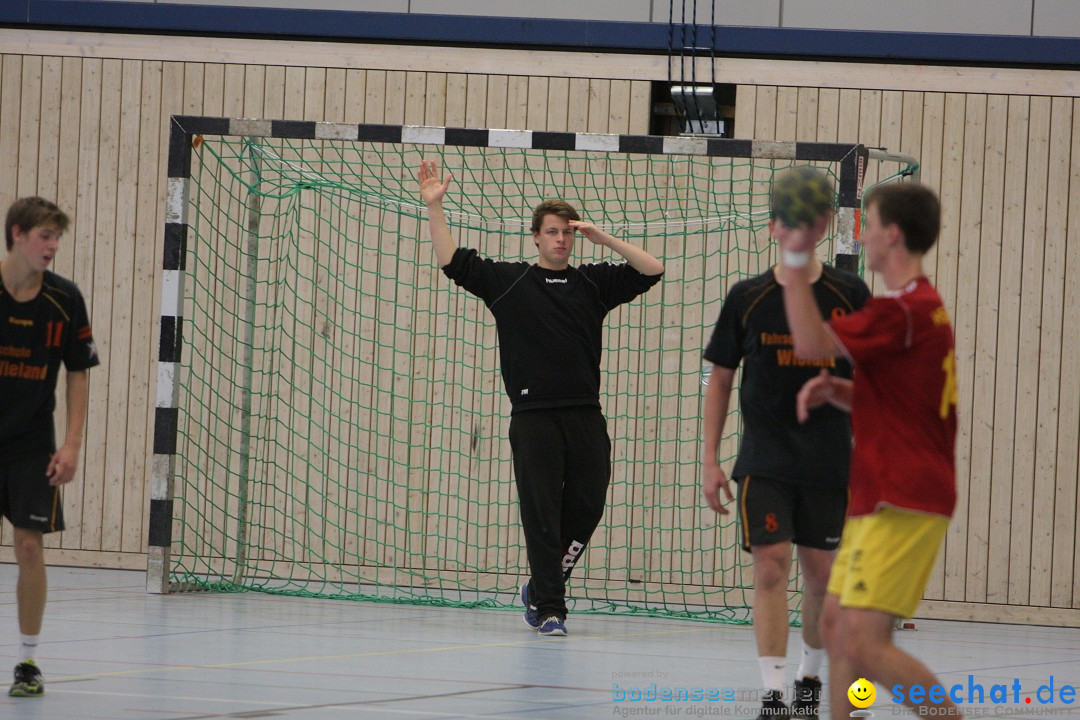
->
[795,86,819,142]
[734,85,756,140]
[753,86,777,142]
[564,77,589,134]
[627,80,650,135]
[1064,100,1080,609]
[857,90,883,188]
[263,65,285,119]
[486,74,530,573]
[403,69,431,567]
[202,63,224,117]
[964,94,1008,603]
[605,78,639,587]
[899,91,924,161]
[50,57,86,552]
[468,73,504,573]
[945,93,986,601]
[879,90,903,166]
[447,72,483,572]
[349,68,384,568]
[65,57,102,553]
[55,57,84,286]
[84,58,122,552]
[342,68,365,123]
[836,89,861,146]
[917,93,945,298]
[323,67,348,567]
[221,63,244,117]
[318,65,350,573]
[17,55,42,197]
[774,86,798,142]
[986,95,1029,603]
[7,30,1080,97]
[242,64,265,118]
[278,63,308,567]
[385,66,416,564]
[423,72,463,568]
[123,59,162,554]
[923,92,965,600]
[526,76,548,131]
[103,58,141,554]
[1010,96,1052,606]
[545,77,570,132]
[816,88,839,143]
[3,40,1080,617]
[0,56,22,210]
[1030,96,1072,607]
[182,62,203,115]
[37,57,62,202]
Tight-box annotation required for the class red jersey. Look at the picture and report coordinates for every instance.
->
[828,277,957,517]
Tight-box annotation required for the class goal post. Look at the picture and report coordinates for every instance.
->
[148,114,874,623]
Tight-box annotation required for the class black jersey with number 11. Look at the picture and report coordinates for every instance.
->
[0,271,99,460]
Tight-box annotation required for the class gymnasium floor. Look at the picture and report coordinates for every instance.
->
[0,566,1077,719]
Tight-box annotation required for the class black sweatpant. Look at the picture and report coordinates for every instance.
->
[509,405,611,620]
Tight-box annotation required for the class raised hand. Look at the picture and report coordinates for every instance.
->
[418,160,452,207]
[567,220,613,247]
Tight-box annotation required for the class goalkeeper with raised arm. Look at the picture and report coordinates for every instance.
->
[418,160,663,637]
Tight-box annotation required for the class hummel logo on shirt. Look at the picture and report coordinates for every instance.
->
[545,278,567,284]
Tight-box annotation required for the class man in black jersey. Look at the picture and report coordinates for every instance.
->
[701,175,870,718]
[1,197,99,697]
[418,160,663,637]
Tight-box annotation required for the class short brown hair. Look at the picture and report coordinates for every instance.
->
[5,196,70,251]
[530,199,580,234]
[864,183,940,255]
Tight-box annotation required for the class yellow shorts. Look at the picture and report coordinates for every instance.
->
[827,506,949,618]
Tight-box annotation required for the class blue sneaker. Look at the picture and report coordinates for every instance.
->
[520,582,540,629]
[538,616,567,636]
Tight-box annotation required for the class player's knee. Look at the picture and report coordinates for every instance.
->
[801,567,830,596]
[13,534,44,565]
[751,551,790,589]
[840,630,881,673]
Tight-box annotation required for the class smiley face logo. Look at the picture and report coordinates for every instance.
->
[848,678,876,709]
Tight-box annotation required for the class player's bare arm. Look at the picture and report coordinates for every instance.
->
[773,218,842,361]
[701,364,736,515]
[47,369,89,486]
[418,160,457,268]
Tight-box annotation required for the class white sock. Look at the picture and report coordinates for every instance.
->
[759,656,786,694]
[796,643,825,680]
[19,634,38,664]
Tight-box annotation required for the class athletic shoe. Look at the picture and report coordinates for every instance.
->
[520,582,540,629]
[537,616,567,636]
[756,689,790,719]
[791,676,822,716]
[9,661,43,697]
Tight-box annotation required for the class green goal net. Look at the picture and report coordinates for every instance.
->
[152,119,868,624]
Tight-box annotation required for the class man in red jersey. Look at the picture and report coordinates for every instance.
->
[773,183,959,718]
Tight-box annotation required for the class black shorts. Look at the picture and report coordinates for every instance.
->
[0,455,65,533]
[735,475,846,552]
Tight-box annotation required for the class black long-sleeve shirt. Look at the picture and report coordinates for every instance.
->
[443,247,662,413]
